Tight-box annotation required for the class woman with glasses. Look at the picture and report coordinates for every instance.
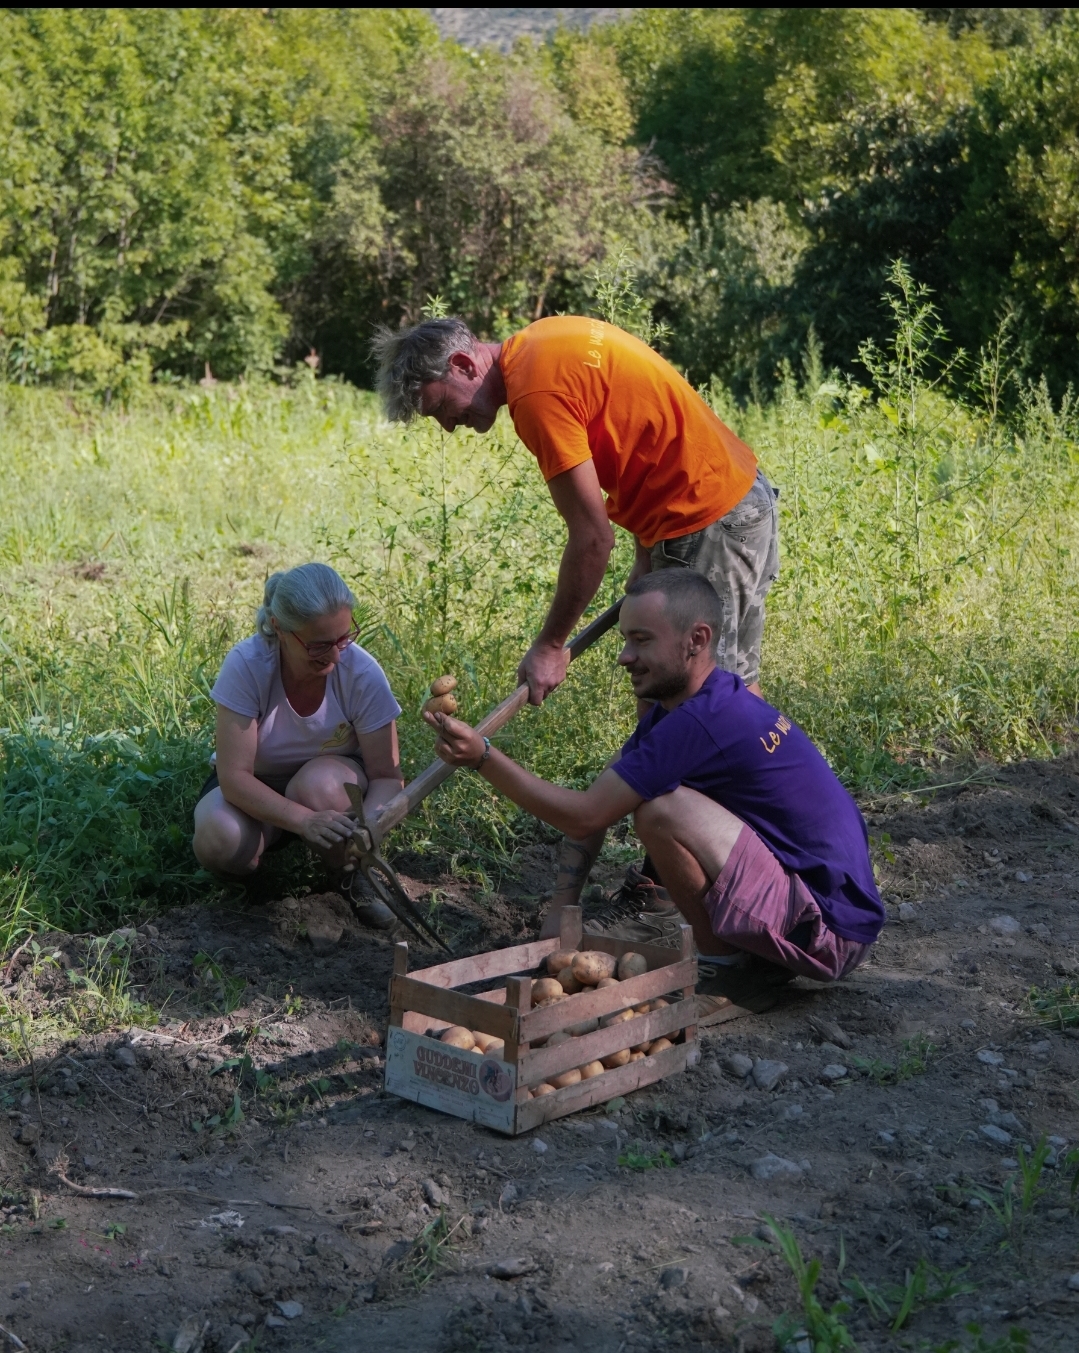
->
[193,562,403,927]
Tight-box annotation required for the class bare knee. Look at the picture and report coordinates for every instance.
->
[193,810,258,875]
[633,791,682,838]
[287,757,364,812]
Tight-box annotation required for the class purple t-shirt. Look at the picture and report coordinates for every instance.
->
[613,669,884,944]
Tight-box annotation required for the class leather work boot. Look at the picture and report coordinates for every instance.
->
[338,869,396,931]
[582,861,683,944]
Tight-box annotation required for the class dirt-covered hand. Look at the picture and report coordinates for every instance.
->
[423,709,486,767]
[298,809,356,849]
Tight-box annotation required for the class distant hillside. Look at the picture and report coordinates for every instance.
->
[428,8,632,51]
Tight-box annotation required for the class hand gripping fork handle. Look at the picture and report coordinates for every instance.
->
[342,598,625,952]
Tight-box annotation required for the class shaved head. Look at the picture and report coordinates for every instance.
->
[625,570,724,639]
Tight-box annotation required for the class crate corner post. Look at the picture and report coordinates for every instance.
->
[389,941,409,1029]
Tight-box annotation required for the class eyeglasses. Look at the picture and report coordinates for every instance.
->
[285,624,362,659]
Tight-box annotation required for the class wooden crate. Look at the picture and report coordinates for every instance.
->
[384,906,699,1135]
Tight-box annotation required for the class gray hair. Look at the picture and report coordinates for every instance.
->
[256,563,356,641]
[370,317,476,422]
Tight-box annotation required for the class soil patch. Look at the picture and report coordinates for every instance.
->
[3,754,1079,1351]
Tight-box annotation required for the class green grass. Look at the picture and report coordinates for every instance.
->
[1,276,1078,941]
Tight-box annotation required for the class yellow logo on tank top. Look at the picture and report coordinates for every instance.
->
[321,721,353,753]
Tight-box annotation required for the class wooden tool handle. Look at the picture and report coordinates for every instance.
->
[371,598,623,842]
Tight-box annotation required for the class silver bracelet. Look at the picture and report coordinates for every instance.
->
[473,736,491,770]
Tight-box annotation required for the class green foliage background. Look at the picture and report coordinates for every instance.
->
[2,8,1079,396]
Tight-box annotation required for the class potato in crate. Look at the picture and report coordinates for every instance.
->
[384,906,699,1134]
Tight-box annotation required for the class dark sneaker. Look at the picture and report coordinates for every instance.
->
[338,870,396,931]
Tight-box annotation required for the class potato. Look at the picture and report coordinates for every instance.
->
[424,692,458,716]
[471,1030,499,1052]
[430,674,457,696]
[601,1008,635,1029]
[571,950,617,985]
[633,1002,651,1014]
[549,1067,582,1089]
[566,1017,599,1037]
[532,1081,557,1097]
[579,1060,605,1079]
[440,1026,475,1050]
[651,997,670,1008]
[531,977,564,1003]
[557,966,583,995]
[631,1039,651,1054]
[601,1048,631,1069]
[546,949,579,976]
[628,1050,646,1062]
[647,1037,674,1055]
[485,1040,505,1061]
[544,1030,572,1048]
[617,951,648,980]
[526,1089,534,1099]
[596,976,620,989]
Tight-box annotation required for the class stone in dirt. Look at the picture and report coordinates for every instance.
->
[724,1053,754,1079]
[808,1017,852,1049]
[114,1045,138,1069]
[898,902,917,921]
[531,1138,548,1154]
[498,1182,519,1210]
[752,1058,788,1091]
[1068,1273,1079,1291]
[977,1050,1004,1066]
[487,1258,535,1279]
[15,1122,40,1146]
[265,1315,286,1328]
[980,1123,1012,1146]
[821,1064,848,1082]
[659,1265,688,1289]
[989,915,1021,937]
[236,1264,268,1295]
[302,896,346,955]
[171,1316,208,1353]
[275,1301,303,1319]
[422,1178,446,1207]
[751,1153,803,1180]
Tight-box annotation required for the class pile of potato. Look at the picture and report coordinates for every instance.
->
[428,947,679,1099]
[524,947,677,1097]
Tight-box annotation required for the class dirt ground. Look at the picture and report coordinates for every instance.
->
[3,753,1079,1353]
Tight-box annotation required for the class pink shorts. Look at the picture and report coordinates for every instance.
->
[703,825,870,982]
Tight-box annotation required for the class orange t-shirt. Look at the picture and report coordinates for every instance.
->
[499,316,757,548]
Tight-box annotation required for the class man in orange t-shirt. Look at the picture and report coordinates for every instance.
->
[372,315,779,705]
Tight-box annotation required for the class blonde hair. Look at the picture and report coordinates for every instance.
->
[256,563,355,641]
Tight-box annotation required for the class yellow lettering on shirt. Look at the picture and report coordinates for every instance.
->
[759,715,793,755]
[583,321,605,369]
[321,721,353,753]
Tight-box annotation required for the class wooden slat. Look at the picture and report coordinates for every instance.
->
[514,1041,691,1132]
[408,938,560,990]
[520,1000,690,1085]
[390,976,518,1039]
[520,959,695,1043]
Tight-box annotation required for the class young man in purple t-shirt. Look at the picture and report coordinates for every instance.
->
[425,571,884,983]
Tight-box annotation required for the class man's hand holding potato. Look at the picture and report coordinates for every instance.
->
[423,708,488,769]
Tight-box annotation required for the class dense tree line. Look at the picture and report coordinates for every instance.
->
[0,7,1075,397]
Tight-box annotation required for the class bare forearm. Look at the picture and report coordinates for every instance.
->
[480,749,613,838]
[537,533,612,648]
[217,770,311,833]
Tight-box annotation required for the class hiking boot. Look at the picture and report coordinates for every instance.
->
[582,861,683,945]
[338,870,395,931]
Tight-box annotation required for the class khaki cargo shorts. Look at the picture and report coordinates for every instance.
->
[650,470,779,685]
